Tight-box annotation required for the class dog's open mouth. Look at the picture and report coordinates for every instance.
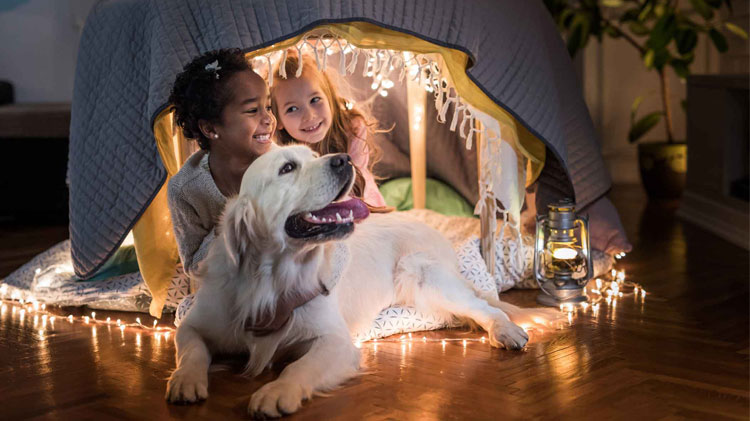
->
[285,197,370,240]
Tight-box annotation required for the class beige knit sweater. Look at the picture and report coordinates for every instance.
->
[167,150,226,277]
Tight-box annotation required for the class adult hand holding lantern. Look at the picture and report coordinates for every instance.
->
[534,199,592,307]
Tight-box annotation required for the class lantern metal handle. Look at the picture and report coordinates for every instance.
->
[575,216,593,285]
[533,215,554,295]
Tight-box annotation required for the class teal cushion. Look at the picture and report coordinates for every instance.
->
[380,177,475,218]
[86,245,140,281]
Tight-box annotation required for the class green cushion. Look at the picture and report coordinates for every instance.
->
[380,177,476,218]
[86,245,140,281]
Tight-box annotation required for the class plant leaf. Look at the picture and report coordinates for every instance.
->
[559,9,574,28]
[670,59,689,79]
[709,28,729,52]
[643,49,655,68]
[631,96,645,123]
[647,13,677,50]
[652,48,671,70]
[566,13,591,57]
[725,22,748,39]
[629,112,662,143]
[675,28,698,54]
[638,3,653,22]
[601,0,624,7]
[689,0,714,20]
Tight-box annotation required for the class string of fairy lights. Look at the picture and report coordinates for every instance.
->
[0,258,646,349]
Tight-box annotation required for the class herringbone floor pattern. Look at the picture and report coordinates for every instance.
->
[0,185,747,420]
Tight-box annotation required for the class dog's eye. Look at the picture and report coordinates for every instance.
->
[279,162,296,175]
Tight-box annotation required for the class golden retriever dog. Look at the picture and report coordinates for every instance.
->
[166,144,557,417]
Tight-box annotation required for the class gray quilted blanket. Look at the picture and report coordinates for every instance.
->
[69,0,610,278]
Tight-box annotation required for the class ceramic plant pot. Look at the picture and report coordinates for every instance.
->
[637,142,687,199]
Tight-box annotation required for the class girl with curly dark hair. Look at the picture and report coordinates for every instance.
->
[167,48,276,276]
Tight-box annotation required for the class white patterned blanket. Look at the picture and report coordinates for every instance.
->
[2,210,611,340]
[175,210,612,341]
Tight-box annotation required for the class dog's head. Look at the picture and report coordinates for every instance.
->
[222,144,370,264]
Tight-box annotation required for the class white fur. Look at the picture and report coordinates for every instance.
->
[166,144,560,417]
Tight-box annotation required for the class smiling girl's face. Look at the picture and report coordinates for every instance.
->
[209,70,276,157]
[272,70,333,145]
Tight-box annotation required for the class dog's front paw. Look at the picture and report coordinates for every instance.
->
[249,380,307,418]
[488,319,529,350]
[166,367,208,404]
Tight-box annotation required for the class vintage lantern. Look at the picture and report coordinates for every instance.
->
[534,199,592,307]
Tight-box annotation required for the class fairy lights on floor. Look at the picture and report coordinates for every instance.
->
[0,283,176,344]
[1,259,645,351]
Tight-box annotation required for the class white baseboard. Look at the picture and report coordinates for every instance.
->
[677,191,749,250]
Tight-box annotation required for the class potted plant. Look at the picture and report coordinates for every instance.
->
[544,0,747,198]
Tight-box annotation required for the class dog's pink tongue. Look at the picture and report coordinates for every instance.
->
[311,197,369,222]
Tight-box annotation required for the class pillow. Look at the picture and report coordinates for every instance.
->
[578,196,633,256]
[379,177,475,217]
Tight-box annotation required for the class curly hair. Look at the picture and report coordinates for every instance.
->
[169,49,252,150]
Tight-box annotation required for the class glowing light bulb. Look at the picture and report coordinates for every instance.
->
[552,247,578,260]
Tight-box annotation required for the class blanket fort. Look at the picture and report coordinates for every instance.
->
[69,0,611,316]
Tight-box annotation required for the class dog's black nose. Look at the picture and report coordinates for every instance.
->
[329,153,351,170]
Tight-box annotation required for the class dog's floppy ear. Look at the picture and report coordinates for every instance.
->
[221,196,257,268]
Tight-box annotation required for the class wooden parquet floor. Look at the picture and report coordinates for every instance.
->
[0,185,748,420]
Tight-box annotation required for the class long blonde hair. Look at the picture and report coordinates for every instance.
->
[271,52,389,210]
